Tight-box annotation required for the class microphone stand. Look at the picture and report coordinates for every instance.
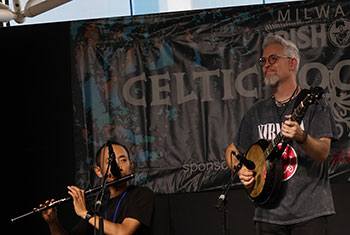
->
[216,160,243,235]
[94,143,115,235]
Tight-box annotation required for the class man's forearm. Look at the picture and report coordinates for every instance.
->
[225,142,240,169]
[47,219,68,235]
[299,135,331,163]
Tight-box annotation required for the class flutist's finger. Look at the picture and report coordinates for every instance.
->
[67,186,86,202]
[67,186,87,218]
[35,198,55,211]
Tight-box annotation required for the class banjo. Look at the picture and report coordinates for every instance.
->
[244,87,324,206]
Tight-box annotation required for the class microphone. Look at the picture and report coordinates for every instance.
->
[231,151,255,170]
[107,141,121,178]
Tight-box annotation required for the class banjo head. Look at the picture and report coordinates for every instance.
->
[245,144,266,198]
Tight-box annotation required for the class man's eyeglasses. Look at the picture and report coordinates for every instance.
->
[258,54,291,67]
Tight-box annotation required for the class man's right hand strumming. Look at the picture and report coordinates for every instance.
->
[225,142,255,189]
[237,166,255,189]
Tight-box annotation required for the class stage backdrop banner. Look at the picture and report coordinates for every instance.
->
[70,0,350,193]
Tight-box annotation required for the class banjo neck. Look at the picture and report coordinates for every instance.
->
[263,94,310,160]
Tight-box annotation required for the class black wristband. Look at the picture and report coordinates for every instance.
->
[84,211,94,221]
[296,131,308,144]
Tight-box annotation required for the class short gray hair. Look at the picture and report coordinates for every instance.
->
[263,34,300,73]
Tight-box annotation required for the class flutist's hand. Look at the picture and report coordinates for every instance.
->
[38,199,58,223]
[38,199,68,235]
[67,186,88,219]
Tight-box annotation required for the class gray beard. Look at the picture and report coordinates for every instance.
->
[264,74,279,87]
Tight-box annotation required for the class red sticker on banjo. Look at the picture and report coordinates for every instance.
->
[277,143,298,181]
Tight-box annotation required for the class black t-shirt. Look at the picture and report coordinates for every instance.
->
[70,186,154,235]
